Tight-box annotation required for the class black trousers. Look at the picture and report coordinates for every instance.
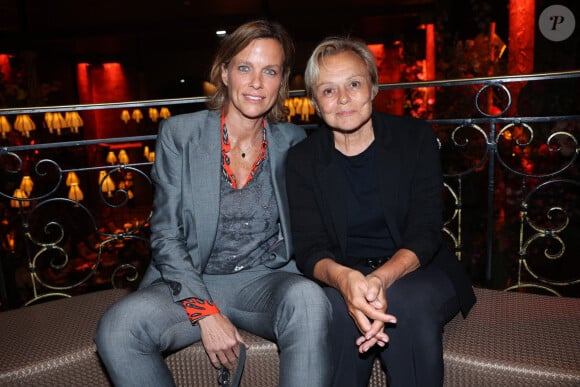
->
[323,262,460,387]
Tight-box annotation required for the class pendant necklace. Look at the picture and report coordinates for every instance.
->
[227,125,264,158]
[239,140,255,158]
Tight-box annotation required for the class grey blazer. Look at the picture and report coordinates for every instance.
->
[140,109,307,302]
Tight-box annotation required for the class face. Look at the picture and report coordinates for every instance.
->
[221,38,284,120]
[312,50,376,132]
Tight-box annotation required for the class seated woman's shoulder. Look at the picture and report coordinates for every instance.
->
[272,121,307,142]
[160,110,211,129]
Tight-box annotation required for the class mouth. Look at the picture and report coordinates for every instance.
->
[337,109,356,116]
[244,94,265,102]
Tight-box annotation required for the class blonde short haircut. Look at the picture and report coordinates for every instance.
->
[304,36,379,100]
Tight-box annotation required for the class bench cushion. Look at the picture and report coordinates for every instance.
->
[443,288,580,386]
[1,287,579,386]
[0,289,129,386]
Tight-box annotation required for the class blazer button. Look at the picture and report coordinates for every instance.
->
[270,253,277,259]
[169,281,182,295]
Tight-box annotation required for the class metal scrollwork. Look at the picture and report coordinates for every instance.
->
[1,72,578,308]
[111,263,140,289]
[1,144,154,305]
[442,180,462,260]
[512,179,580,294]
[446,123,490,177]
[475,82,512,117]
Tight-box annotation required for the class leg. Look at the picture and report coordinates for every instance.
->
[206,269,332,387]
[323,287,376,387]
[94,282,200,387]
[379,264,460,387]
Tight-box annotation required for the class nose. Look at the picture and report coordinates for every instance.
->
[249,72,263,89]
[338,89,349,104]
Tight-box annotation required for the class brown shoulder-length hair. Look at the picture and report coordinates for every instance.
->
[207,20,295,123]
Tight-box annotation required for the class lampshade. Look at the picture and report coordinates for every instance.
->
[66,171,80,186]
[68,182,84,202]
[19,176,34,196]
[132,109,143,123]
[202,81,217,97]
[50,113,67,136]
[101,176,116,197]
[143,145,150,159]
[14,115,36,137]
[0,116,12,138]
[148,151,155,162]
[120,110,131,124]
[159,107,171,119]
[65,111,84,133]
[106,151,118,165]
[44,112,54,134]
[118,149,129,164]
[148,108,159,122]
[10,188,30,208]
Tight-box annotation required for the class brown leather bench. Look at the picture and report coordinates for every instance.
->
[1,287,579,386]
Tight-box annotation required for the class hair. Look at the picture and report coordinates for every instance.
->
[207,20,295,122]
[304,36,379,100]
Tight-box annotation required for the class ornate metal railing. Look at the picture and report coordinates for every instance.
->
[0,71,578,309]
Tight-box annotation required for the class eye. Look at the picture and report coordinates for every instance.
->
[349,80,361,89]
[238,65,250,72]
[321,88,335,97]
[263,68,278,76]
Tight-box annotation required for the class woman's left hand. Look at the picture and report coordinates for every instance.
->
[356,249,422,352]
[355,274,392,353]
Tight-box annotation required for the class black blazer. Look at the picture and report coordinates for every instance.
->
[286,111,476,317]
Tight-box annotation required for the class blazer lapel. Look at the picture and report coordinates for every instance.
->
[188,112,221,260]
[315,131,348,255]
[374,115,403,247]
[317,162,348,254]
[266,123,291,250]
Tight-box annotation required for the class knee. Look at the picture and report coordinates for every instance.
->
[94,303,130,355]
[388,292,444,336]
[279,279,332,327]
[94,296,149,356]
[389,278,456,324]
[386,295,447,351]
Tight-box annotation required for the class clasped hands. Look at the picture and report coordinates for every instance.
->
[338,270,396,353]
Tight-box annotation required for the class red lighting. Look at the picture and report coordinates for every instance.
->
[0,54,14,81]
[76,62,132,139]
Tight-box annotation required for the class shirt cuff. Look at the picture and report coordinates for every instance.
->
[182,297,220,325]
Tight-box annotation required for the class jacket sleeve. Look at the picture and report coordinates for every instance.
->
[285,145,341,279]
[149,118,212,302]
[398,122,445,266]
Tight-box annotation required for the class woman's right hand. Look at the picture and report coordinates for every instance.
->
[336,269,396,351]
[198,313,246,370]
[313,259,396,351]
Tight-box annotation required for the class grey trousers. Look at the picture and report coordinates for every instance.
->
[95,265,332,387]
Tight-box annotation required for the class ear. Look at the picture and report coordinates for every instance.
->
[221,63,228,86]
[371,85,379,100]
[311,98,320,114]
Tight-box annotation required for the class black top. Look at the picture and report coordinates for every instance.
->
[286,111,476,317]
[335,141,395,259]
